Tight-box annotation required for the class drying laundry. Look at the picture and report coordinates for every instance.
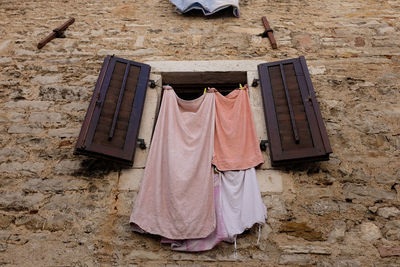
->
[169,0,239,17]
[220,168,266,239]
[212,87,264,171]
[162,168,266,252]
[130,86,266,252]
[130,86,216,240]
[161,173,232,251]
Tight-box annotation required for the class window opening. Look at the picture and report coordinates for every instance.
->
[161,71,247,100]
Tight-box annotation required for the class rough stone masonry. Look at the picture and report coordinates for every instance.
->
[0,0,399,266]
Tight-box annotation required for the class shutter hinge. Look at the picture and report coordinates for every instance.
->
[137,138,147,149]
[260,140,268,151]
[148,80,156,88]
[252,78,259,87]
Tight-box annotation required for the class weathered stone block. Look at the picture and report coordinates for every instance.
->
[328,220,346,243]
[4,100,51,110]
[82,75,98,84]
[377,26,395,35]
[215,252,244,262]
[354,37,365,47]
[317,260,333,267]
[61,102,88,112]
[133,84,160,168]
[32,74,62,85]
[280,244,332,255]
[308,199,340,215]
[8,125,43,134]
[0,161,45,174]
[29,112,62,123]
[15,49,36,56]
[374,172,398,184]
[45,213,73,231]
[377,246,400,257]
[360,222,382,241]
[0,57,12,64]
[7,112,25,122]
[0,147,27,162]
[251,106,268,141]
[251,251,270,261]
[54,160,81,175]
[115,191,136,216]
[377,207,400,218]
[279,254,312,265]
[97,48,158,57]
[15,214,45,230]
[118,168,144,191]
[260,151,272,170]
[279,222,324,241]
[128,250,161,261]
[39,85,90,101]
[292,34,314,49]
[134,36,145,47]
[260,223,272,241]
[333,259,360,267]
[308,65,326,75]
[15,136,50,147]
[343,184,396,201]
[22,177,89,193]
[263,195,288,219]
[48,127,80,138]
[15,213,71,231]
[256,169,283,193]
[0,192,45,211]
[247,73,263,108]
[384,220,400,241]
[0,214,15,229]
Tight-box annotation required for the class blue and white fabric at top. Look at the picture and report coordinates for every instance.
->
[170,0,239,17]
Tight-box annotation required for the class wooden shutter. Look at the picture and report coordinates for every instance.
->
[258,56,332,166]
[74,55,151,166]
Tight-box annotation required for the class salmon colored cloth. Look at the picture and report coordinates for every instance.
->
[212,87,264,171]
[130,86,216,240]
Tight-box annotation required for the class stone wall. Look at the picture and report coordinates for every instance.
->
[0,0,399,266]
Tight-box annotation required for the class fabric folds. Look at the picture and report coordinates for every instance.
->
[130,86,216,240]
[162,168,266,251]
[161,173,231,251]
[220,168,266,239]
[169,0,239,17]
[130,85,267,252]
[212,88,264,171]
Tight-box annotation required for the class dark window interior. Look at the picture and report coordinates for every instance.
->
[162,71,247,100]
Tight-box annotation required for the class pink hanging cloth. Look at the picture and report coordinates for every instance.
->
[130,86,216,240]
[212,86,264,171]
[161,173,233,251]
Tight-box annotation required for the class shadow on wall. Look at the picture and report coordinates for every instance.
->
[72,158,121,178]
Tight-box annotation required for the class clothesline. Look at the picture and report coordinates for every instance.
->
[162,84,249,90]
